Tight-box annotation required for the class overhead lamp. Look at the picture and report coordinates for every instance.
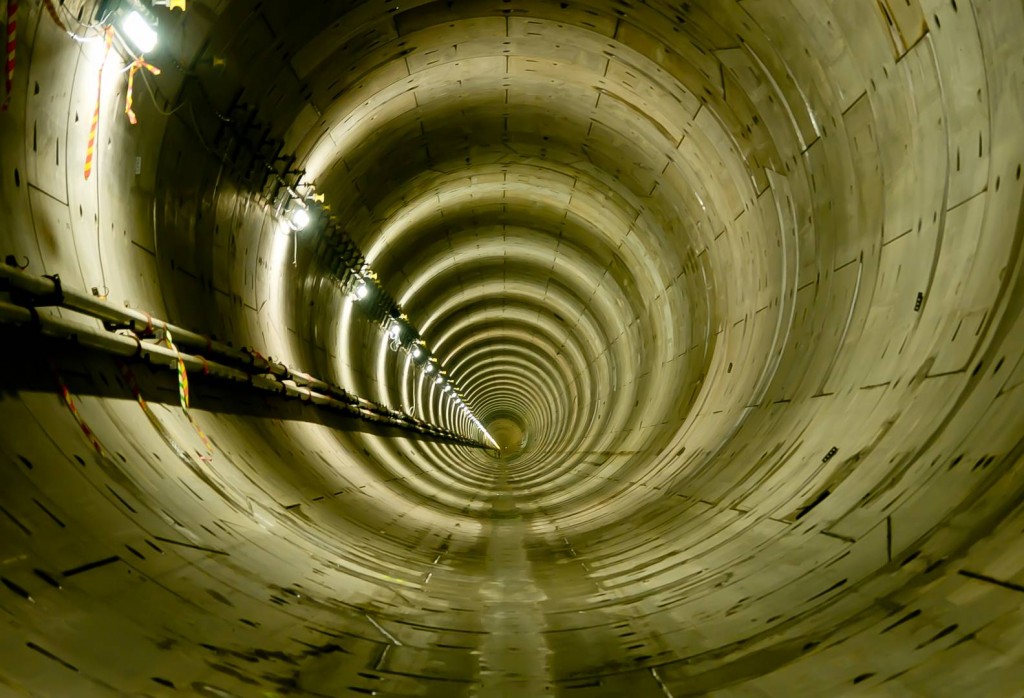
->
[435,376,443,385]
[424,363,434,374]
[444,385,452,393]
[288,205,311,231]
[353,280,370,300]
[389,321,402,339]
[121,11,158,54]
[411,345,423,359]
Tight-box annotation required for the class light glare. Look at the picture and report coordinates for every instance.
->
[289,207,311,230]
[122,11,158,53]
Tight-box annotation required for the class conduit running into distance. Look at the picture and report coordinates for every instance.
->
[1,0,1023,695]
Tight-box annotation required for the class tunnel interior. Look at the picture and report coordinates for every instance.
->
[1,0,1024,695]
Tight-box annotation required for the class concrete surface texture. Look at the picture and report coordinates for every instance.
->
[0,0,1023,695]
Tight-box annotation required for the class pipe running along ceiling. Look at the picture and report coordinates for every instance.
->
[1,0,1023,695]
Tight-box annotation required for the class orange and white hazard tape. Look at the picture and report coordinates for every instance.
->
[2,0,17,112]
[125,56,159,125]
[119,363,210,466]
[51,362,106,455]
[84,26,113,179]
[121,362,149,411]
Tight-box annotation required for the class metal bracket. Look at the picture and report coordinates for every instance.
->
[19,273,67,308]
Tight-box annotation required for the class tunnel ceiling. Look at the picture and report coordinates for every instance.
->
[1,0,1024,695]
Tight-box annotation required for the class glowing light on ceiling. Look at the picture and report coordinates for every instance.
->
[121,11,158,53]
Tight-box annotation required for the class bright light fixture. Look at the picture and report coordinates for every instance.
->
[435,376,443,385]
[411,346,422,359]
[121,11,158,54]
[354,280,369,300]
[288,206,311,230]
[424,363,434,374]
[389,321,401,338]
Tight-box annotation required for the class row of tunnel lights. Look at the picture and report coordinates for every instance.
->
[118,4,497,448]
[282,190,497,447]
[376,310,496,445]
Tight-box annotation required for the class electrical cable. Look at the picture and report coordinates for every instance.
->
[137,65,185,117]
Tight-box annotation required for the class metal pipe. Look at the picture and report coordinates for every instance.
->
[0,300,248,381]
[0,263,281,373]
[0,264,474,438]
[0,297,484,449]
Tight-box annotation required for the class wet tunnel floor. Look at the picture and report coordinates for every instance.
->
[478,514,552,696]
[459,474,633,696]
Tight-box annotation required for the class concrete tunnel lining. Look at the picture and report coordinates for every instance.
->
[1,0,1024,695]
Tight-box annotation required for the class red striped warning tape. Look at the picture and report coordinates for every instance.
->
[84,26,113,180]
[125,57,159,125]
[2,0,17,112]
[121,362,149,409]
[51,362,106,455]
